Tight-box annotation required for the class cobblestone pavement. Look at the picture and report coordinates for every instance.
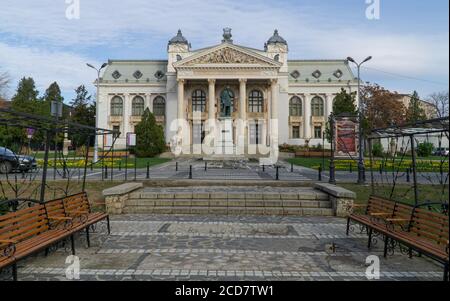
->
[10,214,443,281]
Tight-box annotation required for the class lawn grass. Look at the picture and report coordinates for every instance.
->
[286,156,448,172]
[339,183,449,206]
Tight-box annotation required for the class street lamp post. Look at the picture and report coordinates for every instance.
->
[87,62,107,163]
[347,56,372,185]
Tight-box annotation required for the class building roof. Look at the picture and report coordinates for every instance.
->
[101,60,168,84]
[287,60,356,84]
[266,29,287,46]
[168,29,189,46]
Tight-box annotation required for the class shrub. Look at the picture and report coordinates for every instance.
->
[372,142,384,157]
[417,142,433,157]
[134,108,166,157]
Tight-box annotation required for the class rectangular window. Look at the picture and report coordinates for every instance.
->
[112,125,120,138]
[314,126,322,139]
[292,126,300,139]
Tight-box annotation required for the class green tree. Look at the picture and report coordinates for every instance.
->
[11,77,39,114]
[42,81,64,117]
[134,108,165,157]
[69,85,95,147]
[406,91,426,123]
[333,88,357,115]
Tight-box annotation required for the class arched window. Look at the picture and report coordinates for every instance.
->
[153,96,165,116]
[289,96,302,116]
[110,96,123,116]
[192,89,206,112]
[248,90,264,113]
[311,96,324,116]
[132,96,145,116]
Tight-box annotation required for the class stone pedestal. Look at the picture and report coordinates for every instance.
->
[215,118,234,155]
[314,183,355,217]
[103,182,143,214]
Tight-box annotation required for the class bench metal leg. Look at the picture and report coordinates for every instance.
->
[408,248,412,259]
[444,263,449,282]
[346,217,350,236]
[383,236,389,258]
[86,227,91,248]
[106,216,111,235]
[367,228,373,249]
[12,263,17,281]
[70,234,76,255]
[44,248,49,257]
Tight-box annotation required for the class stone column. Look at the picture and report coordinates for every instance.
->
[303,94,311,139]
[177,79,185,121]
[208,79,216,120]
[238,79,247,147]
[326,94,334,118]
[123,94,131,135]
[177,79,186,149]
[145,94,151,112]
[270,79,279,161]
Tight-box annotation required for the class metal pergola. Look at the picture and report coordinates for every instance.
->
[367,117,449,206]
[0,108,119,203]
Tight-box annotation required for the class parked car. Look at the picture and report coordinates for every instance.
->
[0,147,37,174]
[432,147,449,156]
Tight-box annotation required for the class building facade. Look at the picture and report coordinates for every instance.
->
[97,29,358,161]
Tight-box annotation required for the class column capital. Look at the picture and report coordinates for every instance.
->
[177,79,185,84]
[208,79,216,85]
[239,78,247,84]
[270,78,278,85]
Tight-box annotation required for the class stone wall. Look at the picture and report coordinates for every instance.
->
[103,182,143,214]
[314,183,355,217]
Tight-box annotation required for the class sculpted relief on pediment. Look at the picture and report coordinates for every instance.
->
[185,47,265,65]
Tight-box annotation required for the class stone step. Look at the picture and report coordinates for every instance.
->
[126,198,331,208]
[132,192,329,201]
[122,206,334,216]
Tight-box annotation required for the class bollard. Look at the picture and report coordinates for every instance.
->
[189,165,192,179]
[262,165,265,172]
[146,162,150,179]
[119,161,122,171]
[291,163,293,172]
[406,167,410,182]
[176,162,178,171]
[101,165,104,180]
[349,163,353,173]
[318,164,322,181]
[275,166,279,181]
[90,162,93,171]
[205,161,207,171]
[104,165,108,179]
[21,170,25,179]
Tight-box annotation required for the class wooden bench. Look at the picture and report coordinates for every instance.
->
[0,203,75,281]
[62,192,110,237]
[346,196,404,248]
[382,205,449,281]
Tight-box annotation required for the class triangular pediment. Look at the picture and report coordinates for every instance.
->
[174,43,281,68]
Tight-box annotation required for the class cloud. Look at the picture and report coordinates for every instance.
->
[0,42,100,99]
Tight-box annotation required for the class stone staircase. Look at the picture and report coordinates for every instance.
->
[124,187,333,216]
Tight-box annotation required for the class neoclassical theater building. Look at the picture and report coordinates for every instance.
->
[97,28,358,160]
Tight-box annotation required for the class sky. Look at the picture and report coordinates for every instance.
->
[0,0,448,103]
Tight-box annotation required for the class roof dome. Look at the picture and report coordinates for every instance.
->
[267,29,287,45]
[169,29,189,45]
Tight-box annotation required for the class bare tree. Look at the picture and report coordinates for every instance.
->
[428,91,449,118]
[0,69,11,98]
